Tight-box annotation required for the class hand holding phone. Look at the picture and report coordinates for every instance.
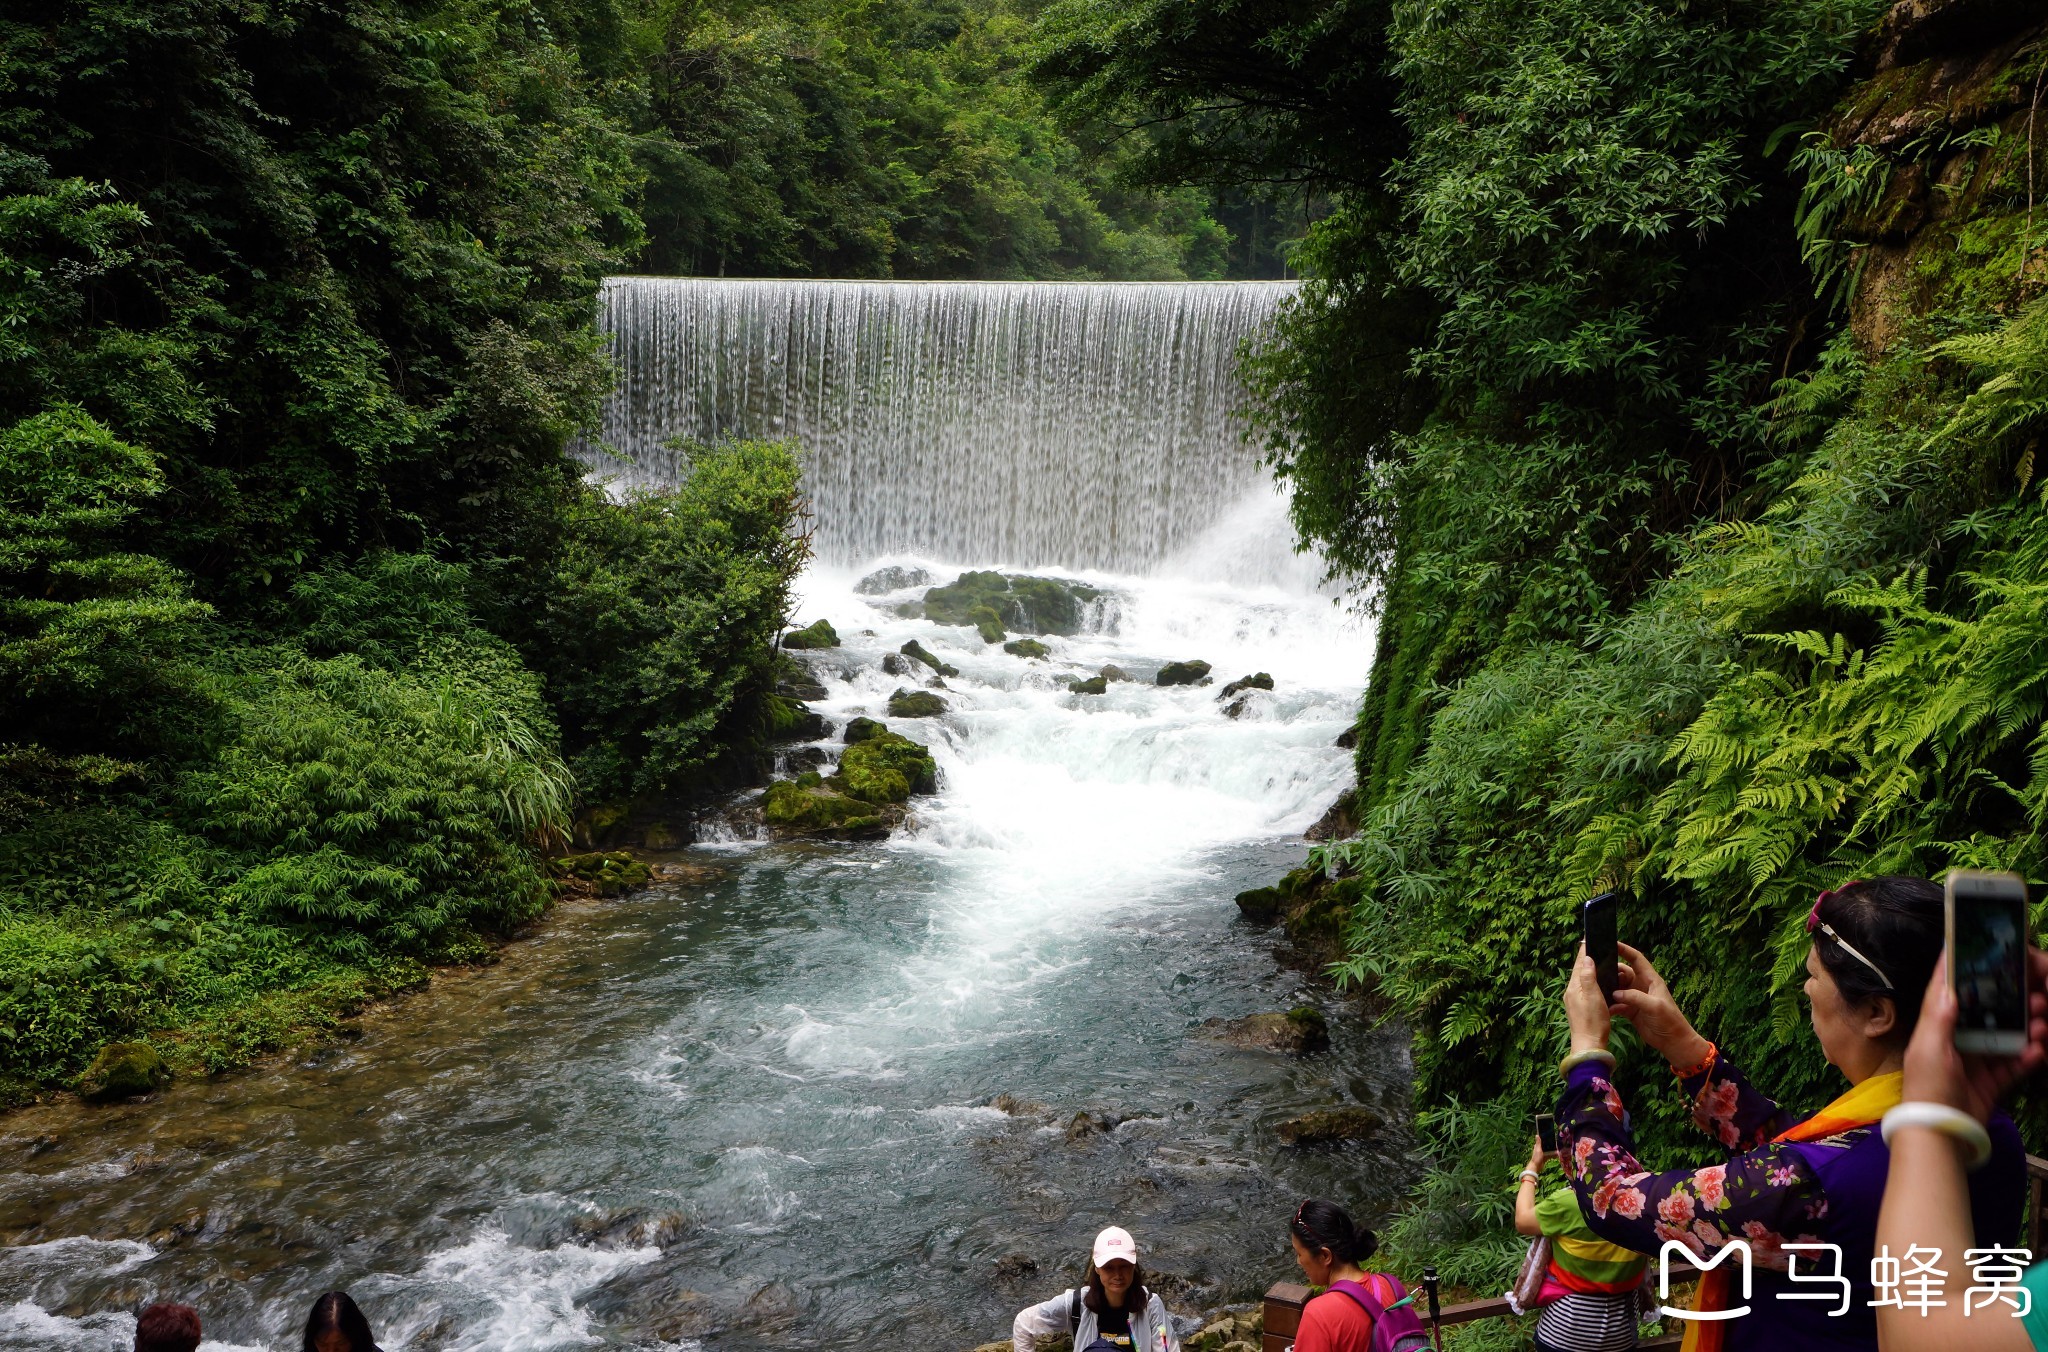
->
[1581,892,1620,1003]
[1535,1112,1557,1154]
[1947,870,2030,1056]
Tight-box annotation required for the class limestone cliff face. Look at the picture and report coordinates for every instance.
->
[1830,0,2047,352]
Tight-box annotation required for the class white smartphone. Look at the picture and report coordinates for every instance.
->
[1947,869,2030,1055]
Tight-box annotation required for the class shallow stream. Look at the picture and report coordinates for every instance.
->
[0,539,1406,1352]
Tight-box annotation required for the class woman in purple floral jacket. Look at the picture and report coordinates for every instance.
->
[1554,877,2025,1352]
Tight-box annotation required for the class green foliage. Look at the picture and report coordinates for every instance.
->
[529,441,810,802]
[631,0,1250,279]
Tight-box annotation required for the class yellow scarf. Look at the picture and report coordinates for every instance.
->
[1679,1071,1902,1352]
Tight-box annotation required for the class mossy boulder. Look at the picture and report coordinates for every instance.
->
[1199,1008,1328,1055]
[762,780,891,839]
[855,565,932,594]
[77,1041,169,1101]
[768,694,829,741]
[922,570,1100,635]
[1219,672,1273,699]
[844,716,888,744]
[969,604,1006,644]
[774,655,828,701]
[1003,638,1049,659]
[836,731,938,802]
[1234,885,1285,922]
[900,639,958,677]
[553,851,655,896]
[1100,664,1132,682]
[1157,660,1213,687]
[888,688,949,718]
[1276,1105,1383,1145]
[1069,675,1108,695]
[781,618,840,649]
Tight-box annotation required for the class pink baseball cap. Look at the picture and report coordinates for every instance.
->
[1092,1226,1138,1267]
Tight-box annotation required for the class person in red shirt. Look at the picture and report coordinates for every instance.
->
[1287,1199,1399,1352]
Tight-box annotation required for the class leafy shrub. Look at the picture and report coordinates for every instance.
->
[530,441,809,802]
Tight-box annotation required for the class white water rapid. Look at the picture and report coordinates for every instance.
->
[0,281,1396,1352]
[586,278,1297,576]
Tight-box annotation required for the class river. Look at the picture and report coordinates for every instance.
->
[0,536,1403,1352]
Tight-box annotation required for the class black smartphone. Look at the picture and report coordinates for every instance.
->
[1535,1112,1557,1153]
[1947,870,2029,1056]
[1582,892,1619,1003]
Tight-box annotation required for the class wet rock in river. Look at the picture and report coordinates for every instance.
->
[1234,885,1284,923]
[1305,789,1359,842]
[1199,1008,1328,1055]
[843,716,887,744]
[888,688,949,718]
[1156,660,1212,687]
[1100,664,1132,682]
[882,652,912,676]
[768,694,829,741]
[836,732,938,801]
[1004,638,1049,659]
[856,565,932,594]
[900,639,958,677]
[761,779,896,840]
[1068,676,1107,695]
[923,570,1100,635]
[775,656,828,701]
[781,618,839,649]
[76,1042,170,1102]
[1275,1105,1383,1145]
[971,604,1006,644]
[1218,672,1272,699]
[552,852,655,897]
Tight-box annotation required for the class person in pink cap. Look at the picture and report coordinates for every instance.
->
[1011,1225,1181,1352]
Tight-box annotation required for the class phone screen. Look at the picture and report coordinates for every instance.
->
[1953,879,2028,1039]
[1582,893,1618,1002]
[1535,1113,1557,1153]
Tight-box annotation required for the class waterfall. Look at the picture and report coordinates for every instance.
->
[585,278,1296,575]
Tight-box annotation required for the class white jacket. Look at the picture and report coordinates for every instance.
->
[1012,1288,1179,1352]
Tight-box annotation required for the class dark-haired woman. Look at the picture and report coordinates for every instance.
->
[303,1292,382,1352]
[1287,1199,1394,1352]
[1556,876,2027,1352]
[1011,1226,1179,1352]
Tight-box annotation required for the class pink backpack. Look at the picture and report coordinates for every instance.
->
[1327,1276,1431,1352]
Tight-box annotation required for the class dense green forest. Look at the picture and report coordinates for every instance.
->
[0,0,1308,1103]
[1038,0,2048,1310]
[11,0,2046,1324]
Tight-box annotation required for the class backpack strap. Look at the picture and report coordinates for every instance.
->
[1068,1288,1081,1332]
[1327,1278,1387,1323]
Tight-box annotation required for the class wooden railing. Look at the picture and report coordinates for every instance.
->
[1261,1156,2048,1350]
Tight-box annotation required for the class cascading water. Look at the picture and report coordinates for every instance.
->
[0,281,1396,1352]
[587,279,1296,578]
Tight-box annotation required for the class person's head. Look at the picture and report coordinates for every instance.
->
[1288,1198,1376,1286]
[134,1304,201,1352]
[302,1291,381,1352]
[1082,1226,1144,1313]
[1805,876,1944,1077]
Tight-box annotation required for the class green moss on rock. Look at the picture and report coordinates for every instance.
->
[762,780,889,838]
[1156,660,1212,687]
[888,688,949,718]
[922,571,1100,635]
[781,618,840,649]
[838,731,938,801]
[844,716,888,744]
[970,604,1006,644]
[900,640,958,677]
[1003,638,1049,659]
[77,1041,169,1101]
[1275,1105,1382,1145]
[553,851,654,896]
[1069,675,1108,695]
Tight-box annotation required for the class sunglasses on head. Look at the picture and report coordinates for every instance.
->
[1806,883,1893,991]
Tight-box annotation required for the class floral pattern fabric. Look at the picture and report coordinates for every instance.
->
[1560,1052,1837,1272]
